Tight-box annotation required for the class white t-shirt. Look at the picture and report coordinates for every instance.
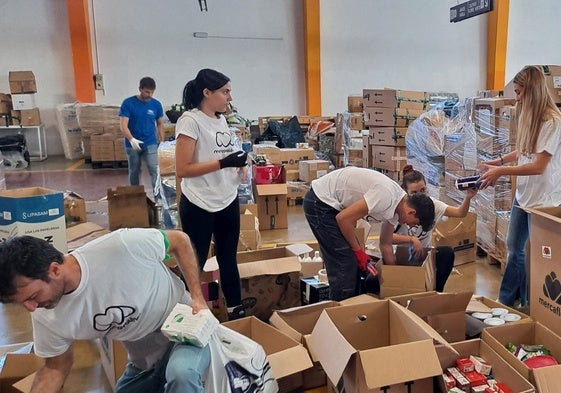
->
[516,118,561,208]
[394,197,447,247]
[311,167,406,226]
[31,228,187,370]
[175,109,241,212]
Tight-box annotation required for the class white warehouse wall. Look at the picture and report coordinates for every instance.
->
[0,1,561,156]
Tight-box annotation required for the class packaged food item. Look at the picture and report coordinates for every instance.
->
[161,303,219,347]
[455,175,481,190]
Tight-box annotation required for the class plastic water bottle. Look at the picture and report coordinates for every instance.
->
[312,251,323,263]
[302,252,312,263]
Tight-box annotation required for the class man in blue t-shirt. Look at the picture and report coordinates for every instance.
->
[119,77,164,194]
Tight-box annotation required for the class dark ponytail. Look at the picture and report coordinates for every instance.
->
[182,68,230,110]
[401,164,425,191]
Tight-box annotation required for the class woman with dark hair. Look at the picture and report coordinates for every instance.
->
[175,68,248,320]
[395,165,477,292]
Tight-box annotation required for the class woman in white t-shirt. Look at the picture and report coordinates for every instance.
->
[478,66,561,308]
[394,165,477,292]
[175,69,248,320]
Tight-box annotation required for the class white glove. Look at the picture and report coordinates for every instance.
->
[129,137,144,152]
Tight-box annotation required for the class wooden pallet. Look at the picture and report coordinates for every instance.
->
[287,197,303,207]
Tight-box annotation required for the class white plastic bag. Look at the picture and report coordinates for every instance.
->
[204,325,278,393]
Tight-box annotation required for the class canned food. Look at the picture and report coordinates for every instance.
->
[455,175,481,190]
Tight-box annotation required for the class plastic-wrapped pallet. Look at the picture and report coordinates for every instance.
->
[56,103,83,160]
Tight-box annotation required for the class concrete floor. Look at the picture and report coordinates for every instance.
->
[0,156,504,392]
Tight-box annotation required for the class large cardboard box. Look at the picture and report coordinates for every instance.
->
[254,183,288,230]
[432,212,477,266]
[9,71,37,94]
[378,247,436,298]
[364,107,424,127]
[309,299,453,392]
[107,186,150,230]
[0,187,67,253]
[223,316,313,393]
[97,337,128,390]
[524,206,561,338]
[368,126,407,147]
[269,301,340,389]
[206,246,303,321]
[0,93,12,114]
[66,222,109,251]
[279,148,315,170]
[10,94,36,110]
[19,108,41,126]
[298,159,330,182]
[362,89,429,110]
[482,320,561,388]
[435,339,535,393]
[0,343,42,393]
[371,145,407,171]
[390,291,472,343]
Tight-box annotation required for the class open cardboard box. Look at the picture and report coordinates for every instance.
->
[435,338,535,393]
[269,301,340,389]
[223,316,313,393]
[481,319,561,390]
[205,244,312,321]
[378,246,436,298]
[0,342,42,393]
[389,291,473,343]
[308,299,456,392]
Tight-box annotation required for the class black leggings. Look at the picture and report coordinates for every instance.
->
[179,194,242,307]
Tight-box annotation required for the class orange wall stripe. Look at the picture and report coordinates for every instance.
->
[487,0,509,90]
[303,0,321,116]
[66,0,96,103]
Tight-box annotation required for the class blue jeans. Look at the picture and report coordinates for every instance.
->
[498,199,530,307]
[125,143,159,194]
[115,343,211,393]
[303,188,361,301]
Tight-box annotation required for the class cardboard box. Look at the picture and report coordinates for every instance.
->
[349,113,363,130]
[19,108,41,126]
[0,93,13,114]
[467,295,529,322]
[363,89,429,110]
[368,127,407,147]
[97,337,128,390]
[91,133,116,162]
[0,343,41,393]
[66,222,109,251]
[206,246,303,321]
[435,339,535,393]
[482,320,561,388]
[238,208,260,251]
[396,291,473,343]
[9,71,37,94]
[269,301,340,389]
[107,185,150,230]
[279,148,315,170]
[223,316,313,393]
[364,107,424,127]
[432,212,477,266]
[298,160,330,182]
[113,138,127,162]
[371,145,407,171]
[254,183,288,230]
[0,187,66,253]
[378,248,436,298]
[10,94,36,110]
[286,181,309,199]
[308,299,452,392]
[522,207,561,337]
[63,191,87,227]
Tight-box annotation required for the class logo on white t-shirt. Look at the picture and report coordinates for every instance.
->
[94,305,138,332]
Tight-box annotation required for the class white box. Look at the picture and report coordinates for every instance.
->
[11,94,36,110]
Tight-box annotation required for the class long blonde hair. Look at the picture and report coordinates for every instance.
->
[514,66,561,155]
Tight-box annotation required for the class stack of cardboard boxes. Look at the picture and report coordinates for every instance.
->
[76,103,123,164]
[8,71,41,126]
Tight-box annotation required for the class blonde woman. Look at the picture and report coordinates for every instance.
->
[479,65,561,308]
